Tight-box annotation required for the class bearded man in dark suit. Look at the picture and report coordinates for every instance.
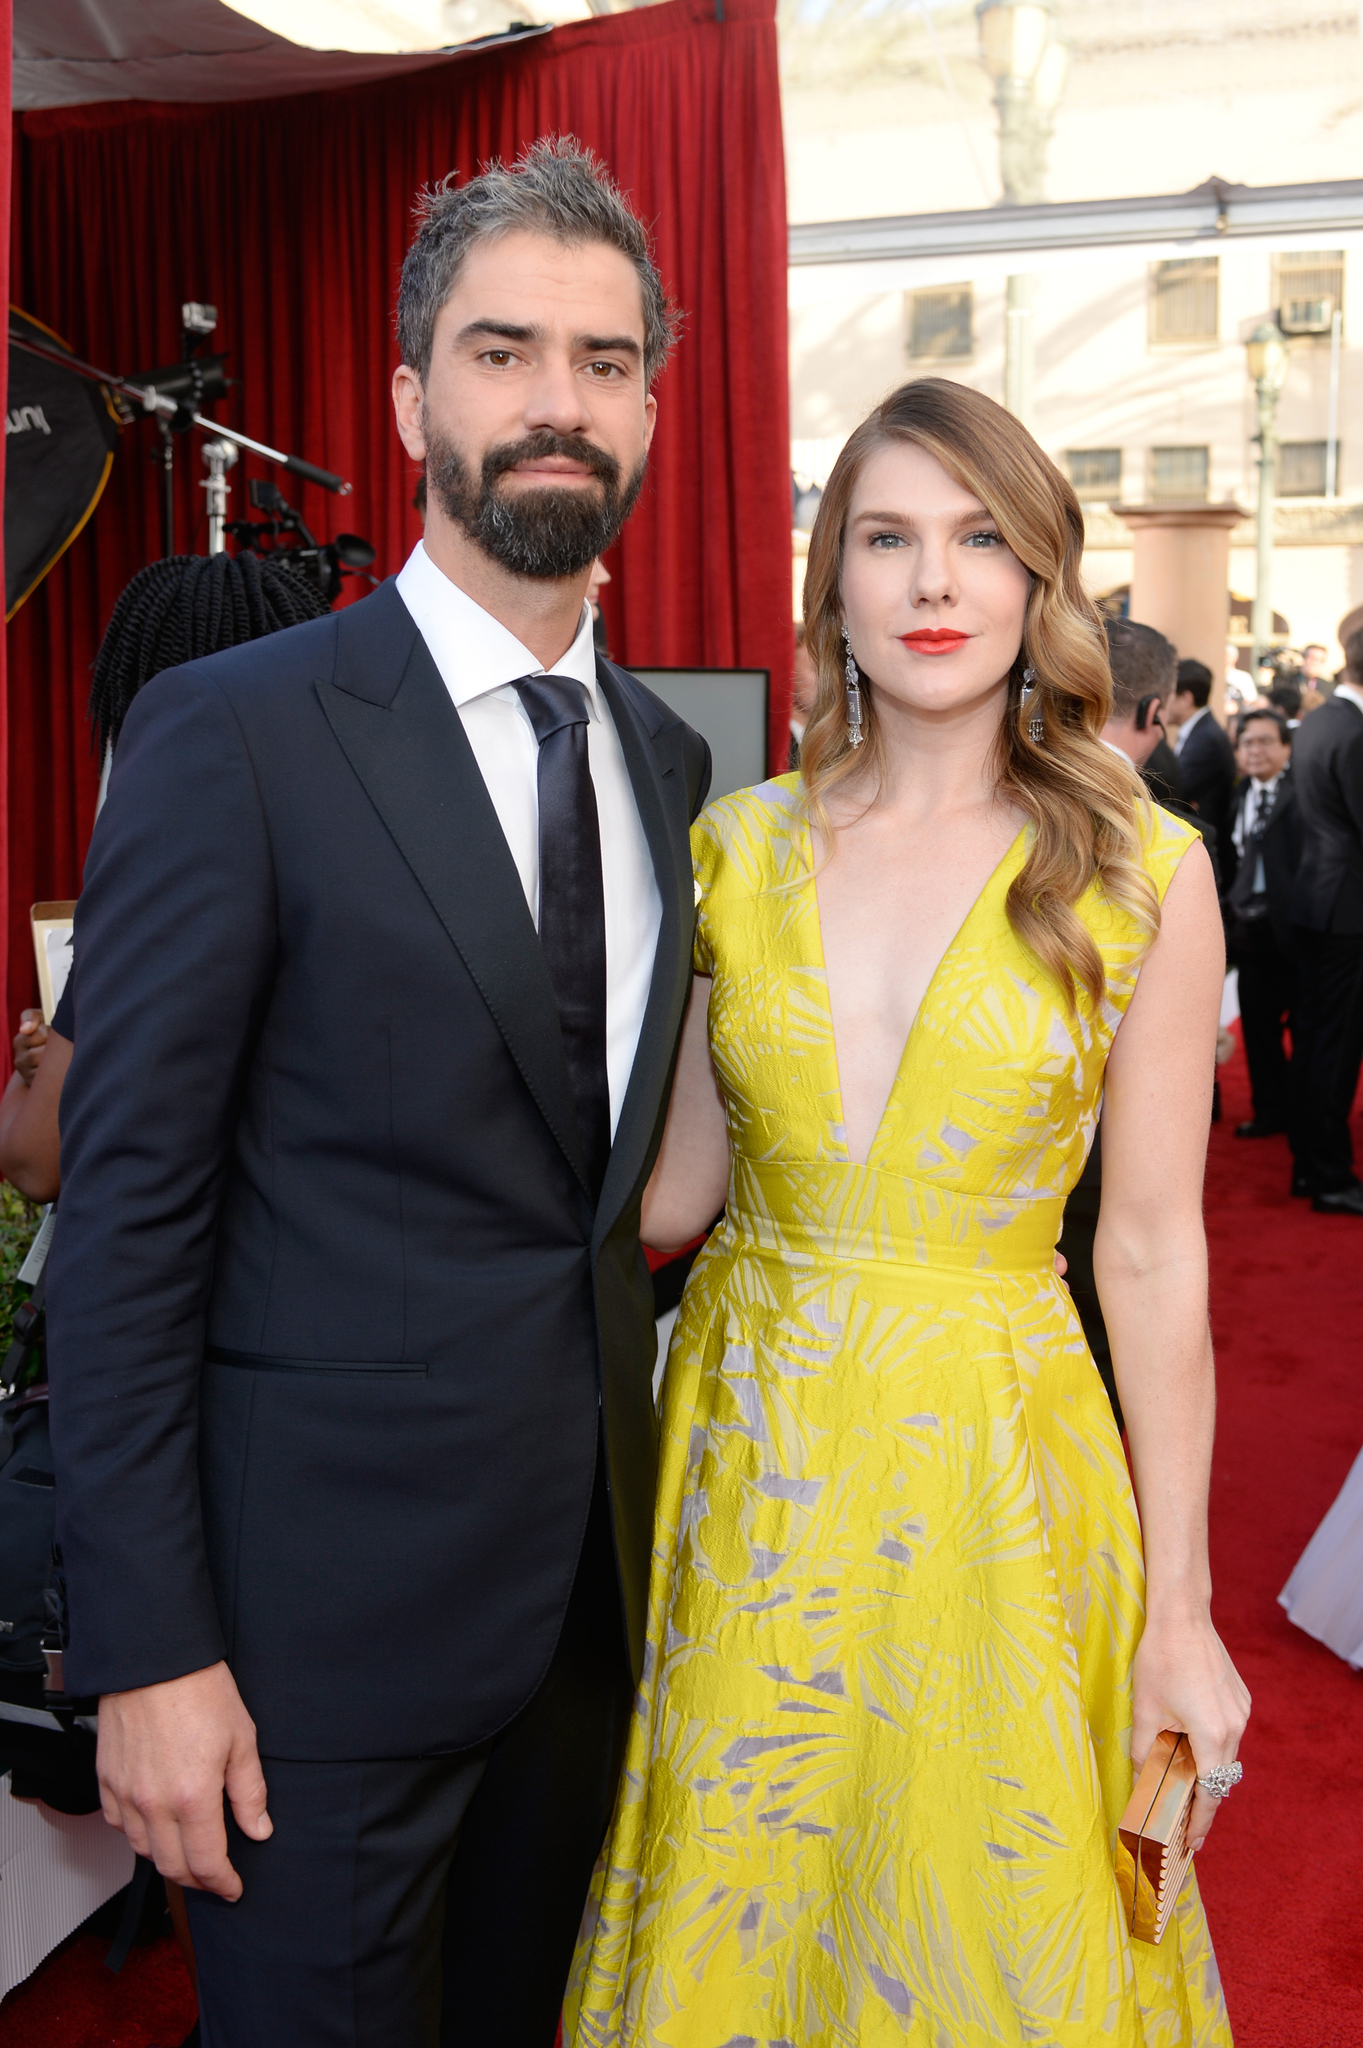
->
[1288,622,1363,1214]
[48,141,710,2046]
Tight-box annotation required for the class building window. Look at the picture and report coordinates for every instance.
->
[1149,446,1210,501]
[1067,449,1122,503]
[1278,441,1332,496]
[1149,258,1219,344]
[907,285,972,361]
[1276,251,1344,337]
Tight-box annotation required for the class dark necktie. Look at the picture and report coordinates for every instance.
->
[1232,780,1277,912]
[512,674,611,1196]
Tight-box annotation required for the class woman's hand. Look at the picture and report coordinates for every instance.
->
[1132,1607,1251,1851]
[0,1020,71,1202]
[12,1009,48,1088]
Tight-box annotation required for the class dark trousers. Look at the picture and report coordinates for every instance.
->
[1055,1182,1121,1434]
[1289,926,1363,1193]
[186,1460,631,2048]
[1233,917,1295,1129]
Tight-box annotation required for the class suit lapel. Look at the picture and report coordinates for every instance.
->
[317,584,591,1195]
[593,659,694,1247]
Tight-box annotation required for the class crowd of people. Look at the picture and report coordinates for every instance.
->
[1156,620,1363,1216]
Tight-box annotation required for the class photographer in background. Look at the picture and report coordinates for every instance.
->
[1302,642,1333,698]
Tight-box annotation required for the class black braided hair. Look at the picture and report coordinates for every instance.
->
[88,551,332,756]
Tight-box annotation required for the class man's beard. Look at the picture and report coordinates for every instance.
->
[424,419,646,580]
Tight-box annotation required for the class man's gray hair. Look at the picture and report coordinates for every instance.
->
[396,136,678,386]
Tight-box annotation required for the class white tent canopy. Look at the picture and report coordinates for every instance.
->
[14,0,558,109]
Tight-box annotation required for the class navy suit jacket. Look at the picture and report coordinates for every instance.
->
[1175,710,1237,845]
[48,578,710,1759]
[1289,693,1363,934]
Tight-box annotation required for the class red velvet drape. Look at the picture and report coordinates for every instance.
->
[0,1,12,1014]
[5,0,790,1030]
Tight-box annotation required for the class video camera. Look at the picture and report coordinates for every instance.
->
[226,478,376,605]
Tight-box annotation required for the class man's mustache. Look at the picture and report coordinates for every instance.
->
[482,431,620,490]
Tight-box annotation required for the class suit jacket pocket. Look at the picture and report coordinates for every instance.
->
[205,1346,428,1376]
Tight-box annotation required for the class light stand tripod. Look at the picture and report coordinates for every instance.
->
[201,437,239,556]
[9,305,352,560]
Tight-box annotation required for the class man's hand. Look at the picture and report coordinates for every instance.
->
[97,1661,272,1899]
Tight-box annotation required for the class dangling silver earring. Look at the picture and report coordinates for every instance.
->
[842,628,865,749]
[1020,665,1044,744]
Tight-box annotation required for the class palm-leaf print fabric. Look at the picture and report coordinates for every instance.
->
[567,776,1232,2048]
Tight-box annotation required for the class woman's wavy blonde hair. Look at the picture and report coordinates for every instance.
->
[801,377,1156,1008]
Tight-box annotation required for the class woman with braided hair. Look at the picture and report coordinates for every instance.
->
[89,549,330,761]
[0,549,331,1197]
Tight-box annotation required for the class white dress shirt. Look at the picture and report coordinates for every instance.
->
[1173,703,1210,755]
[395,541,661,1136]
[1232,771,1284,893]
[1333,681,1363,719]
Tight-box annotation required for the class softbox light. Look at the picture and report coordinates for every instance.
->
[6,310,120,619]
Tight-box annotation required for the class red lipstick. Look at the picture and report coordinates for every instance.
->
[900,629,969,654]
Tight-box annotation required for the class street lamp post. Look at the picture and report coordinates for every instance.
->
[1246,321,1289,669]
[976,1,1067,428]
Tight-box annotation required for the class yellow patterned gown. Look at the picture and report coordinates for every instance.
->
[567,775,1232,2048]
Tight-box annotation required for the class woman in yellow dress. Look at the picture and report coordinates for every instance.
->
[567,379,1249,2046]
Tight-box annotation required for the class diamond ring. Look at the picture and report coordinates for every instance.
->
[1196,1762,1244,1800]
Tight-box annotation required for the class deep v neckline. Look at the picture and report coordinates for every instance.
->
[806,819,1028,1168]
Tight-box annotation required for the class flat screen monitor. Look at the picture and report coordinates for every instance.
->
[630,669,770,803]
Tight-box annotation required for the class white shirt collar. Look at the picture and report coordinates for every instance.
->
[1174,703,1209,750]
[1248,769,1284,802]
[1333,681,1363,718]
[395,539,599,711]
[1100,736,1151,777]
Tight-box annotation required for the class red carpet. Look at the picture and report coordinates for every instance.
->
[0,1931,194,2046]
[1193,1032,1363,2046]
[4,1037,1360,2046]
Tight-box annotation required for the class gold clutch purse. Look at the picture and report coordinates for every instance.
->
[1114,1729,1197,1945]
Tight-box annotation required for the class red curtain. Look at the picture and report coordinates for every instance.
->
[0,0,12,1020]
[6,0,790,1029]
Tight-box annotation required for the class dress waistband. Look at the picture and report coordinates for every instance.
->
[721,1156,1064,1276]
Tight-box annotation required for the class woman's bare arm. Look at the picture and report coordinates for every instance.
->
[0,1025,70,1204]
[1094,837,1250,1848]
[641,976,729,1254]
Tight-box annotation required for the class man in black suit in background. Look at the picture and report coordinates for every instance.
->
[1225,709,1301,1140]
[1288,622,1363,1215]
[1099,621,1220,868]
[1165,656,1238,844]
[1063,617,1216,1428]
[1140,721,1184,808]
[48,142,709,2045]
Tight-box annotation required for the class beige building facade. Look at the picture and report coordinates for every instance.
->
[783,0,1363,664]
